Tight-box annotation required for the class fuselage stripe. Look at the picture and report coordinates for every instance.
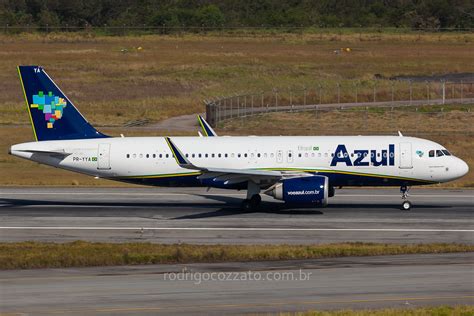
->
[115,168,434,183]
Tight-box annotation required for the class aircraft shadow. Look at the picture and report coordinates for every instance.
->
[0,196,451,220]
[0,198,223,217]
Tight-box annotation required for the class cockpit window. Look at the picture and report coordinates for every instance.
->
[436,150,444,157]
[442,150,451,156]
[429,150,435,157]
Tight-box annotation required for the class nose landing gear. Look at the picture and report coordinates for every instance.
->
[400,186,412,210]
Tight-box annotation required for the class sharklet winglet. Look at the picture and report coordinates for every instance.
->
[198,115,218,137]
[165,137,199,170]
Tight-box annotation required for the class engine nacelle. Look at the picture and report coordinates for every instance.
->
[265,175,329,206]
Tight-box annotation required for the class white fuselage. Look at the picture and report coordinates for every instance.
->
[10,135,469,188]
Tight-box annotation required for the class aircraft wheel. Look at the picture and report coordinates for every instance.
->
[401,200,412,211]
[241,199,253,212]
[250,194,261,208]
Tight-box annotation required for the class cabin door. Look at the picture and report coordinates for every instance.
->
[97,143,111,170]
[399,142,413,169]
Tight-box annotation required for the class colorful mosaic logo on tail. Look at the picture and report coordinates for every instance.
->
[30,91,67,128]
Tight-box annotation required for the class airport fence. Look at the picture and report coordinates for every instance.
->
[204,80,474,129]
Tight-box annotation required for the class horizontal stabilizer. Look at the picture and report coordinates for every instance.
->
[16,149,72,158]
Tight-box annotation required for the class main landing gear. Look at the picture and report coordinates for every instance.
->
[241,181,262,211]
[400,185,412,211]
[241,194,262,212]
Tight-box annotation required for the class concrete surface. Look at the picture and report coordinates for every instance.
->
[0,253,473,315]
[0,187,472,244]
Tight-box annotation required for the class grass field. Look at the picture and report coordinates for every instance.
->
[0,241,471,270]
[1,32,473,125]
[1,31,473,186]
[289,305,474,316]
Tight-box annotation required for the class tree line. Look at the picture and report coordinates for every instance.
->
[1,0,472,31]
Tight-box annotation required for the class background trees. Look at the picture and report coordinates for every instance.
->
[0,0,472,29]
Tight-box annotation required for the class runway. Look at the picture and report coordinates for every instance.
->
[1,253,473,315]
[0,187,472,244]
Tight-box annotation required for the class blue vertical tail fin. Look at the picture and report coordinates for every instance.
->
[18,66,108,141]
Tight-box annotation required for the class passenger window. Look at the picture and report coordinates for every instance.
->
[218,154,221,158]
[126,154,130,158]
[205,154,208,158]
[146,154,149,158]
[192,154,195,158]
[198,154,202,158]
[185,154,189,157]
[153,154,156,158]
[212,153,215,158]
[166,154,169,158]
[225,153,228,158]
[238,153,241,158]
[244,153,248,158]
[436,150,444,157]
[133,154,136,158]
[159,154,162,158]
[258,153,261,158]
[139,154,143,158]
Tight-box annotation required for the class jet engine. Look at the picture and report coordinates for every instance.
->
[265,175,329,206]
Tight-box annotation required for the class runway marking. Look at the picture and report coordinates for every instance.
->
[1,192,473,198]
[0,227,472,232]
[3,295,473,314]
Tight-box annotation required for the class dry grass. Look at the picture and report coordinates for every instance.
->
[1,32,473,126]
[0,241,471,270]
[286,305,474,316]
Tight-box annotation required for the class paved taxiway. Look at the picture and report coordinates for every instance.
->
[1,253,473,315]
[0,187,472,244]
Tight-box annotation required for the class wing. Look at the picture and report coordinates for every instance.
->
[165,137,310,186]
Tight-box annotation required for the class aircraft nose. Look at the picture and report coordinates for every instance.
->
[458,159,469,177]
[451,157,469,180]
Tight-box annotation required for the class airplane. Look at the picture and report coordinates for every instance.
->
[10,66,469,211]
